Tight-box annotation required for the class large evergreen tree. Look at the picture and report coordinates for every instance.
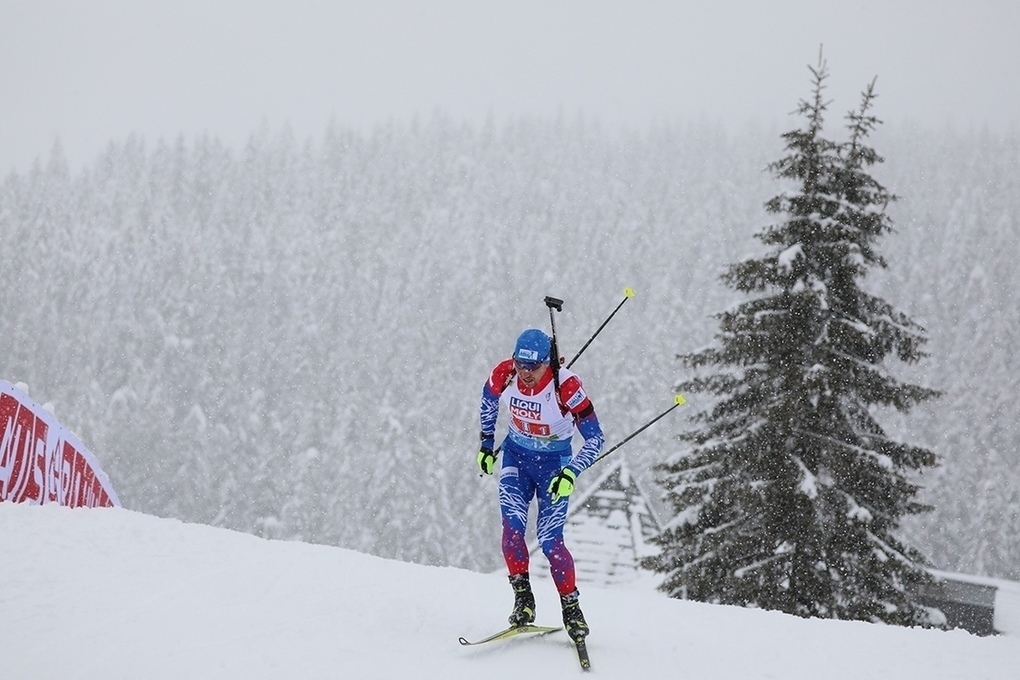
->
[646,59,942,626]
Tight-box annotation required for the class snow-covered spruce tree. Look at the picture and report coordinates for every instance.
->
[645,60,942,626]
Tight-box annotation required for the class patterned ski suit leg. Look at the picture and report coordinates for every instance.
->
[499,439,577,595]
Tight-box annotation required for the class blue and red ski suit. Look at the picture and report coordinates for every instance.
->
[480,358,604,595]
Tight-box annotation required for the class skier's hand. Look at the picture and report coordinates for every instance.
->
[548,468,576,503]
[477,447,498,475]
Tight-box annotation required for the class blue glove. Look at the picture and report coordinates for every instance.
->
[548,468,576,503]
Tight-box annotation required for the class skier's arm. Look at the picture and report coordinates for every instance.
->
[547,404,604,503]
[479,359,515,450]
[569,408,604,475]
[479,382,500,451]
[559,375,605,475]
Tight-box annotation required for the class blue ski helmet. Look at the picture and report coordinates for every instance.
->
[513,329,551,365]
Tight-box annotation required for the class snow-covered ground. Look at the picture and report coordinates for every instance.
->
[2,503,1017,679]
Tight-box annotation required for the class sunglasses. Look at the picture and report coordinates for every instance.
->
[514,359,547,372]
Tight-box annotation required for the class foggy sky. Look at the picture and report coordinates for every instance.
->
[2,0,1018,174]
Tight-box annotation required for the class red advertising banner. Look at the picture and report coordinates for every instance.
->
[0,381,120,507]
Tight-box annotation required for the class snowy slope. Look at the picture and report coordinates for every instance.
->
[2,503,1017,680]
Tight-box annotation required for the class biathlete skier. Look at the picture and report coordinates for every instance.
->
[477,328,605,642]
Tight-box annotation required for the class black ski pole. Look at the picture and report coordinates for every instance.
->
[544,295,565,405]
[566,287,634,369]
[592,394,687,466]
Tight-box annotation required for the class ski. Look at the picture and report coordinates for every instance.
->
[572,638,591,671]
[458,623,561,646]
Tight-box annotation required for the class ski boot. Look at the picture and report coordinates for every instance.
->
[508,573,536,627]
[560,589,589,642]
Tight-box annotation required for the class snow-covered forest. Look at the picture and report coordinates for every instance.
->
[2,116,1017,579]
